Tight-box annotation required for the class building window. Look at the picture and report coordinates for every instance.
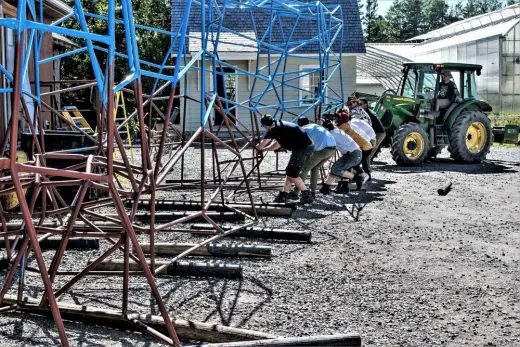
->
[300,65,324,106]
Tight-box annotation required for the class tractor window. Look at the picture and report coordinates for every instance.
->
[402,70,418,98]
[464,71,478,98]
[420,72,437,100]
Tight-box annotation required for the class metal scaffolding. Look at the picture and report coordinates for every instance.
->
[0,0,344,345]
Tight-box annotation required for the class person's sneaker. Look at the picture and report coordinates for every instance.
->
[319,183,331,195]
[334,181,350,194]
[287,189,300,200]
[273,191,289,203]
[299,190,314,205]
[355,173,369,191]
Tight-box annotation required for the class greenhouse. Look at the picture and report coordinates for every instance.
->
[359,4,520,115]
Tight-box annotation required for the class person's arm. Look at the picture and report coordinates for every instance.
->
[263,141,281,151]
[256,138,272,151]
[452,82,463,102]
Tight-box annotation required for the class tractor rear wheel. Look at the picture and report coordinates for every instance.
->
[391,123,430,166]
[448,110,491,163]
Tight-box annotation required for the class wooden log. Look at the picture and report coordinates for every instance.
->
[128,200,295,216]
[196,333,362,347]
[1,295,277,342]
[90,259,243,279]
[190,224,311,242]
[140,242,272,258]
[437,181,453,196]
[0,237,99,250]
[134,211,245,223]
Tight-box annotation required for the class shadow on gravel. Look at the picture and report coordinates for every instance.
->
[162,275,272,328]
[375,158,519,175]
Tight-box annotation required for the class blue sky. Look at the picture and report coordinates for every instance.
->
[374,0,509,16]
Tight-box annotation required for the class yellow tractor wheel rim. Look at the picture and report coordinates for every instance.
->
[402,131,425,160]
[466,122,487,153]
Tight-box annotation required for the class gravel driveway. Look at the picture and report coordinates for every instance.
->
[0,146,519,346]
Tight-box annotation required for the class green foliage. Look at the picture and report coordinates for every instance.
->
[384,0,423,42]
[60,0,171,88]
[456,0,503,19]
[489,114,520,127]
[361,0,508,43]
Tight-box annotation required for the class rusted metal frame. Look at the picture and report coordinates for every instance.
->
[154,219,254,276]
[111,120,139,192]
[17,163,109,182]
[208,106,256,215]
[157,127,203,184]
[153,84,177,181]
[123,232,130,318]
[0,202,11,258]
[207,103,226,205]
[112,80,172,135]
[40,99,99,144]
[180,80,188,183]
[16,100,67,224]
[52,237,124,300]
[43,181,90,297]
[149,170,157,272]
[7,29,68,345]
[107,180,181,346]
[0,237,30,306]
[155,211,204,232]
[40,81,97,97]
[134,80,151,173]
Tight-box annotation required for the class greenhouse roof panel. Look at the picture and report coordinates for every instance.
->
[409,3,520,42]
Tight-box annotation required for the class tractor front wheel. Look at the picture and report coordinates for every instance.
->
[391,123,430,166]
[448,110,492,163]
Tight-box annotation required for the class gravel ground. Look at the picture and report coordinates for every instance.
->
[0,145,519,346]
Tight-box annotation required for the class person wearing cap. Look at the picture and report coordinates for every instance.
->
[289,116,336,199]
[438,70,463,111]
[255,114,315,204]
[319,119,361,194]
[359,97,386,163]
[335,108,371,189]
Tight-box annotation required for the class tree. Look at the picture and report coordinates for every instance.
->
[457,0,504,19]
[368,16,391,42]
[422,0,452,32]
[384,0,423,42]
[507,0,520,4]
[363,0,380,42]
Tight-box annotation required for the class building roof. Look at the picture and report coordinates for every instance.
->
[6,0,73,18]
[409,3,520,42]
[171,0,365,55]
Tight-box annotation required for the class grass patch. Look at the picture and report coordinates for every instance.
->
[489,114,520,128]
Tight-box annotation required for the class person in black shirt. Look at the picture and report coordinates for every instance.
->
[437,70,462,110]
[359,97,386,164]
[256,114,315,204]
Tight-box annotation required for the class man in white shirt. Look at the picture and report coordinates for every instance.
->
[349,117,376,181]
[319,119,362,194]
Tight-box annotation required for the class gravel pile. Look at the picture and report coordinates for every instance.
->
[0,146,519,346]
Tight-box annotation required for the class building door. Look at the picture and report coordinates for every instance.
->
[215,67,237,125]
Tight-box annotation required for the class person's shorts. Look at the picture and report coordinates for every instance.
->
[331,149,362,177]
[286,144,314,178]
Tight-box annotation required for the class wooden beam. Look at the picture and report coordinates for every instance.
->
[1,295,277,343]
[195,333,362,346]
[190,224,312,242]
[140,242,272,258]
[90,259,243,279]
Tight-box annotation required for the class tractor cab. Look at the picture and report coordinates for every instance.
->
[399,63,482,121]
[375,62,492,166]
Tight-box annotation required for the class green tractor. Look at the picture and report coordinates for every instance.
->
[374,63,493,166]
